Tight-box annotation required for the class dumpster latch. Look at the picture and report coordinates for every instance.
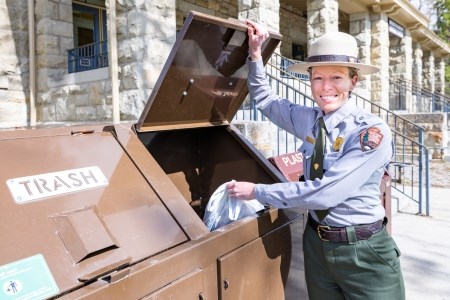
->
[101,267,131,284]
[78,257,132,282]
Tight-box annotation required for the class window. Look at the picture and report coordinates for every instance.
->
[68,1,108,73]
[292,43,305,61]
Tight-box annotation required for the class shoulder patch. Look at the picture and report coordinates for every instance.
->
[360,127,384,151]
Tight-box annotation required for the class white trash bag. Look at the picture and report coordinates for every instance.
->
[203,180,265,231]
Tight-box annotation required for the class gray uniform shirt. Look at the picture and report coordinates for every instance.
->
[248,59,393,227]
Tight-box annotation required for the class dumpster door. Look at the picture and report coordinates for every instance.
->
[218,215,307,300]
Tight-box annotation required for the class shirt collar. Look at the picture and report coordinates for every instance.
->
[315,99,357,132]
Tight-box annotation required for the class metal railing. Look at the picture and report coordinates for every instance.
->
[234,52,431,215]
[68,40,109,73]
[390,76,450,113]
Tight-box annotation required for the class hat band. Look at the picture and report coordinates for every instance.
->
[306,55,361,64]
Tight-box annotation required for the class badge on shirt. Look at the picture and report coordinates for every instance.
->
[360,127,384,151]
[333,137,344,151]
[306,135,315,145]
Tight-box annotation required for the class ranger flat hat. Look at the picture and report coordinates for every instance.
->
[287,31,380,75]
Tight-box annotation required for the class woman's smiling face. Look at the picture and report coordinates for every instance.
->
[310,65,358,114]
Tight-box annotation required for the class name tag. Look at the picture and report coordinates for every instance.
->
[6,166,109,203]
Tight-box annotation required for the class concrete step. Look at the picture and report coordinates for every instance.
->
[391,188,415,216]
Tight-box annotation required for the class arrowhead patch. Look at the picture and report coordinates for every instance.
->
[360,127,384,151]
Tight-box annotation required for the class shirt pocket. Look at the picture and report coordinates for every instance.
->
[324,152,340,171]
[299,142,314,160]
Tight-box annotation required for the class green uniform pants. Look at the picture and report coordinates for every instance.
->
[303,222,405,300]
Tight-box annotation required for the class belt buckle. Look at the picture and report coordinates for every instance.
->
[317,225,330,241]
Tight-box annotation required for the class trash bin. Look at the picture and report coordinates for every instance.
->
[0,11,307,300]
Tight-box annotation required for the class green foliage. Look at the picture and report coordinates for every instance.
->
[434,0,450,95]
[434,0,450,41]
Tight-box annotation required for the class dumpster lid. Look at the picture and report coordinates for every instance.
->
[136,11,281,132]
[0,127,189,296]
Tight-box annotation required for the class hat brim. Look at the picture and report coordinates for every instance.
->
[287,61,380,76]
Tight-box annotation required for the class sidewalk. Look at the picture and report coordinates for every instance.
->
[391,187,450,300]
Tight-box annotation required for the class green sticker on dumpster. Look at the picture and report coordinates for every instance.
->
[0,254,59,300]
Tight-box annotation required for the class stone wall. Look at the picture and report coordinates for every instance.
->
[396,112,447,159]
[31,0,176,124]
[116,0,176,120]
[31,0,114,123]
[279,4,306,59]
[306,0,338,41]
[176,0,238,29]
[237,0,279,34]
[0,0,29,128]
[36,0,74,122]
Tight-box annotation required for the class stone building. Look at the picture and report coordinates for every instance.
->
[1,0,449,129]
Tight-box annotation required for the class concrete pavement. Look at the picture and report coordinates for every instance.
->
[391,187,450,300]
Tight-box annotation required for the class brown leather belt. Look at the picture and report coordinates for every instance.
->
[308,214,385,242]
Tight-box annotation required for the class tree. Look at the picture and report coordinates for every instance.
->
[434,0,450,95]
[434,0,450,41]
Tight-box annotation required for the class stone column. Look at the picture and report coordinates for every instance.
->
[35,0,74,122]
[349,12,372,99]
[412,44,423,87]
[0,0,29,128]
[422,51,435,93]
[434,56,446,112]
[412,44,423,112]
[402,33,413,112]
[237,0,280,33]
[370,13,390,110]
[306,0,339,42]
[116,0,176,120]
[422,51,435,112]
[435,57,445,95]
[388,32,413,111]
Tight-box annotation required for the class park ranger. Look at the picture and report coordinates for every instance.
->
[227,20,405,300]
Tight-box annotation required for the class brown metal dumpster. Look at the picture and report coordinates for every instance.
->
[0,11,307,300]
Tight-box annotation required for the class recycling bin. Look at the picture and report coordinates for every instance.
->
[0,11,307,300]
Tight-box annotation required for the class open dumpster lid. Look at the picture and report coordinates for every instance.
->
[136,11,282,132]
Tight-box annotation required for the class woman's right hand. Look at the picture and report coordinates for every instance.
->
[246,19,269,62]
